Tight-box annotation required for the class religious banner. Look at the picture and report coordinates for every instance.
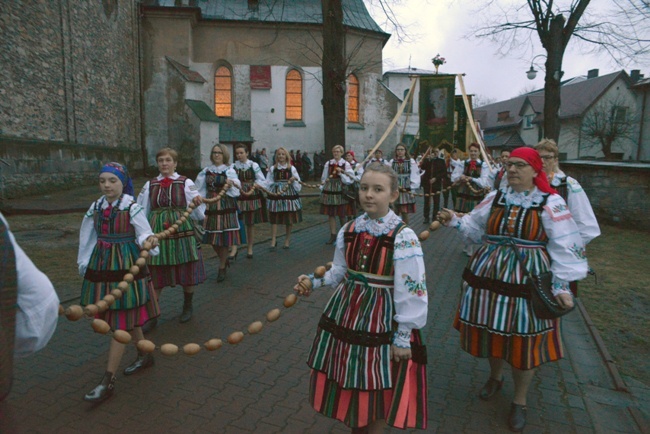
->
[419,74,456,151]
[250,65,271,89]
[453,94,472,151]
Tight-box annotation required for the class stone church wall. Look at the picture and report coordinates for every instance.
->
[0,0,142,198]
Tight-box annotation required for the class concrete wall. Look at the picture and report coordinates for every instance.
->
[562,160,650,230]
[0,0,143,196]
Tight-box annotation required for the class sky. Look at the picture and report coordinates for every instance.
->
[366,0,650,105]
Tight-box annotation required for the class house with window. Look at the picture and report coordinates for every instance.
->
[141,0,397,168]
[475,69,645,160]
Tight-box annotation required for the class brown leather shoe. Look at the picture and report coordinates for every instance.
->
[508,403,527,432]
[479,376,504,401]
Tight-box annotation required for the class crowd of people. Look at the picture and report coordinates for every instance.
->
[2,138,600,434]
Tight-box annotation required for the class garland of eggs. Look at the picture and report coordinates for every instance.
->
[60,183,332,356]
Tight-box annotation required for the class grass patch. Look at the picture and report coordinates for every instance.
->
[579,224,650,385]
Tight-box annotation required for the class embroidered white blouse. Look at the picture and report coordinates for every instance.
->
[137,172,204,221]
[310,210,428,348]
[233,160,267,186]
[194,164,241,199]
[264,164,302,191]
[77,194,159,277]
[550,170,601,245]
[447,187,588,295]
[451,159,491,189]
[388,158,422,190]
[321,158,356,185]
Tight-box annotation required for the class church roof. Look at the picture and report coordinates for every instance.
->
[166,57,206,83]
[148,0,388,36]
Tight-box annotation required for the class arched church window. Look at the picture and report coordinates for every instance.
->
[285,69,303,121]
[347,74,359,123]
[215,66,233,118]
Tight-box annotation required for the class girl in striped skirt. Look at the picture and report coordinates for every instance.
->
[320,145,356,244]
[137,148,206,325]
[233,143,268,259]
[295,163,428,433]
[264,147,302,249]
[194,144,241,282]
[450,142,490,213]
[438,147,588,432]
[389,143,420,224]
[78,162,160,403]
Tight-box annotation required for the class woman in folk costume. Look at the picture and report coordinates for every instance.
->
[78,162,160,403]
[451,142,491,213]
[437,147,588,432]
[320,145,356,245]
[137,148,206,325]
[232,143,268,259]
[344,150,363,218]
[295,163,428,433]
[193,144,241,282]
[264,147,302,249]
[389,143,420,225]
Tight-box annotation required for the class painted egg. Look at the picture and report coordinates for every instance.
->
[117,281,129,291]
[123,273,135,283]
[129,265,140,275]
[140,250,150,259]
[143,241,152,250]
[96,300,109,313]
[135,258,147,267]
[58,304,65,316]
[418,230,430,241]
[103,294,115,306]
[429,221,441,231]
[111,289,123,299]
[84,304,99,317]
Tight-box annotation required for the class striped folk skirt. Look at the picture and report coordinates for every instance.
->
[267,182,303,225]
[320,178,354,218]
[148,208,206,289]
[202,196,242,246]
[307,276,427,429]
[80,239,160,331]
[238,183,269,225]
[454,184,485,213]
[394,174,416,214]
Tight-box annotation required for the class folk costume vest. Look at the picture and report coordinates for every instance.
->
[458,160,485,201]
[234,164,264,212]
[0,219,17,401]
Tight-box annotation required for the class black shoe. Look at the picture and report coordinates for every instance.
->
[246,253,253,259]
[508,403,527,432]
[227,249,238,261]
[479,376,504,401]
[141,317,158,334]
[123,353,154,376]
[325,234,337,245]
[84,371,116,403]
[179,293,193,323]
[217,266,227,282]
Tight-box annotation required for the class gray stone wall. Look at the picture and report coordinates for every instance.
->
[0,0,143,196]
[563,161,650,231]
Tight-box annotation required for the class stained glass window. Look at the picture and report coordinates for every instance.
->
[348,74,359,122]
[286,69,302,121]
[215,66,232,118]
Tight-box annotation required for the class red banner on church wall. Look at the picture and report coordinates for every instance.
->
[250,65,272,89]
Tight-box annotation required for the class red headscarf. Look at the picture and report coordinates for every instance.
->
[509,147,557,194]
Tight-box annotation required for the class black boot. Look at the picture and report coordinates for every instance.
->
[84,371,116,403]
[179,292,193,323]
[123,352,154,376]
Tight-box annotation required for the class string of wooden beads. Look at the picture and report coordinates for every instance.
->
[416,212,465,241]
[401,181,490,199]
[61,189,332,356]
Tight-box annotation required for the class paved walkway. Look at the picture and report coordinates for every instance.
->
[1,192,648,433]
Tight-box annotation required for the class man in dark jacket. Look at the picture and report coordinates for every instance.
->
[420,145,448,224]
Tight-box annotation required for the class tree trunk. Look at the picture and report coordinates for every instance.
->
[321,0,346,154]
[542,15,566,143]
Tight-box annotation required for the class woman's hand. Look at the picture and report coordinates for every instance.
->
[555,293,574,310]
[293,275,311,297]
[192,196,203,207]
[391,345,412,363]
[226,179,234,187]
[288,177,295,183]
[147,236,159,248]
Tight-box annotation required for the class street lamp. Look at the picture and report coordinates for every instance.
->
[526,54,546,80]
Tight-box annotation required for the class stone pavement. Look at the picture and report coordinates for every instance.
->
[1,195,648,433]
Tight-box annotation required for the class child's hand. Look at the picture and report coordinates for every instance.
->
[294,275,312,297]
[147,236,159,248]
[192,196,203,206]
[391,345,412,363]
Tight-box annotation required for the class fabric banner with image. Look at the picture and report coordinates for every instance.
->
[419,74,456,150]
